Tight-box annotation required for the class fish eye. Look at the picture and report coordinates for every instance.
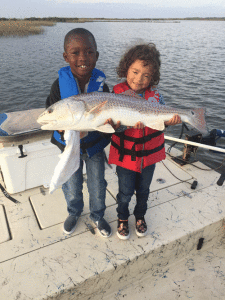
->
[48,108,53,114]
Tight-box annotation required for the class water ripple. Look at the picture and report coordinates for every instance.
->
[0,21,224,172]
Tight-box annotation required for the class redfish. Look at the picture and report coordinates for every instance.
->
[37,91,208,135]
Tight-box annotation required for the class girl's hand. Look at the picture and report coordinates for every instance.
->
[104,118,121,130]
[134,121,144,129]
[164,115,181,126]
[130,121,144,129]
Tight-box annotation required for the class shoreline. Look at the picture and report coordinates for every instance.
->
[1,17,224,37]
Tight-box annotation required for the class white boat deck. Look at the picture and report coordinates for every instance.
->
[0,146,225,300]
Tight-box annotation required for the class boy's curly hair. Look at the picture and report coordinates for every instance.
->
[117,43,161,86]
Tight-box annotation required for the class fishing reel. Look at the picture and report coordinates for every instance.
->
[171,128,225,186]
[182,129,225,163]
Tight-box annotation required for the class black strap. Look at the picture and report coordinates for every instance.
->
[114,130,163,144]
[0,183,20,204]
[80,135,103,152]
[51,131,107,153]
[111,139,165,162]
[51,133,65,151]
[113,131,164,161]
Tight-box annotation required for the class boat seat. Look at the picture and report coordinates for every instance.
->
[0,108,52,147]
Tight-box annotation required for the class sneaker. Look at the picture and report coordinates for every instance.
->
[135,217,148,237]
[117,219,130,240]
[92,218,112,238]
[63,215,78,234]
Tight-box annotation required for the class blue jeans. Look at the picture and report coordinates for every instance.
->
[116,164,156,220]
[62,151,107,222]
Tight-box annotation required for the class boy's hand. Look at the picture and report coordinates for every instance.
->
[80,131,88,139]
[58,130,87,139]
[164,115,181,126]
[104,118,121,130]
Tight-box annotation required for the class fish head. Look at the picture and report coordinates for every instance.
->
[37,99,85,130]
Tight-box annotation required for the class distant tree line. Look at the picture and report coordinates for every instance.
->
[24,17,79,22]
[0,17,225,22]
[0,17,79,22]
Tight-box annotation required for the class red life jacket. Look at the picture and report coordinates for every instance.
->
[108,82,166,172]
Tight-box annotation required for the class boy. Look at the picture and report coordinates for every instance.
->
[46,28,111,237]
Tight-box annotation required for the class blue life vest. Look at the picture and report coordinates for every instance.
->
[52,66,110,157]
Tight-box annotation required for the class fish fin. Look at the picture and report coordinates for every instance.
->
[146,120,165,131]
[94,124,115,133]
[88,101,108,115]
[120,90,143,100]
[189,108,208,135]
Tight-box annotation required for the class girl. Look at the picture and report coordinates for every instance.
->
[108,43,181,240]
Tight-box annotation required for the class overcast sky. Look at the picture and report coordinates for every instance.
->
[1,0,225,19]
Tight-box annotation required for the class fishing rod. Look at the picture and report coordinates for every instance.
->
[164,129,225,186]
[165,128,225,154]
[164,133,225,154]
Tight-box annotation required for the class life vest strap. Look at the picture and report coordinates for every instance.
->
[113,130,163,161]
[114,130,163,144]
[111,139,164,162]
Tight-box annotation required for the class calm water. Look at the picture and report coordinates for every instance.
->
[0,21,225,173]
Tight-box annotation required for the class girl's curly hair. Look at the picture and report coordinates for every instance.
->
[117,43,161,86]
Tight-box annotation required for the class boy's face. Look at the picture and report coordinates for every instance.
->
[63,34,99,82]
[126,59,153,94]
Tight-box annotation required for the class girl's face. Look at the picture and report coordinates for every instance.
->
[126,59,153,94]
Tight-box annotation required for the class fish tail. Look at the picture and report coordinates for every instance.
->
[190,108,208,135]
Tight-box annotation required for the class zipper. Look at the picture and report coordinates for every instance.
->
[140,127,145,172]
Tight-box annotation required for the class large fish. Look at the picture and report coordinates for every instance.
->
[37,91,208,134]
[37,91,208,193]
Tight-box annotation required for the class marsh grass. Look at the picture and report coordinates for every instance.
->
[0,20,56,36]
